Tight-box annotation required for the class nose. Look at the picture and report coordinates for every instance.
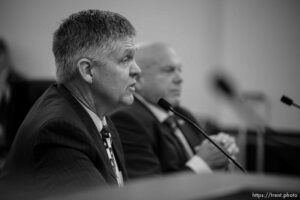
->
[173,69,183,84]
[130,60,141,78]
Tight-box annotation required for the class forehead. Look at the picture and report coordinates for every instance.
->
[110,37,137,56]
[154,48,181,69]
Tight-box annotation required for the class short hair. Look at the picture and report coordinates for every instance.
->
[52,10,136,83]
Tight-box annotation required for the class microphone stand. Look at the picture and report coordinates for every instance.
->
[158,99,247,174]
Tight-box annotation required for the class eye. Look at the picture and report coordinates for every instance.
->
[162,66,175,73]
[122,55,133,63]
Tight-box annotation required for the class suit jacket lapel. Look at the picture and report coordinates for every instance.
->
[160,122,188,161]
[177,120,202,153]
[56,84,117,182]
[174,106,205,150]
[134,98,188,161]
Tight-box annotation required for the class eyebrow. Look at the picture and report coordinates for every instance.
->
[108,45,136,60]
[122,47,136,57]
[122,46,137,56]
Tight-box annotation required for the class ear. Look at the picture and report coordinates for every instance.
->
[77,58,94,84]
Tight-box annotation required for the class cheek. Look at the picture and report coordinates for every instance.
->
[114,71,131,96]
[155,78,171,92]
[94,71,121,98]
[149,81,168,99]
[104,69,125,88]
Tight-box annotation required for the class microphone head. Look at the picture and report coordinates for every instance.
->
[157,98,172,111]
[281,95,293,106]
[212,73,236,98]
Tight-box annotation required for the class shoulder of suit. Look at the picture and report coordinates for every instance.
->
[30,86,83,125]
[110,102,157,126]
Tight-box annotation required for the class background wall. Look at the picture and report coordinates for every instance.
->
[0,0,299,131]
[219,0,300,130]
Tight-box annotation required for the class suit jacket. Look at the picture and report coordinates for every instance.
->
[0,84,127,194]
[110,97,205,179]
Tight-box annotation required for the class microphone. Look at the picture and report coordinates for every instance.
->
[157,98,247,173]
[281,95,300,110]
[212,74,267,131]
[213,74,237,99]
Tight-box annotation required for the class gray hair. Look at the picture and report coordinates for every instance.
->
[52,9,136,83]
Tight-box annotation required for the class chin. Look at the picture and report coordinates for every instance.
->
[166,98,180,107]
[121,95,135,106]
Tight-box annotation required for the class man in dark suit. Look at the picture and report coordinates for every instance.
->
[0,9,140,195]
[110,42,238,179]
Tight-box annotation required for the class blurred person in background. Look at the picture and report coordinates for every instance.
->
[0,38,27,170]
[111,42,239,179]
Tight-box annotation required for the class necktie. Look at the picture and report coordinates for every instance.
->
[100,126,123,186]
[164,115,194,159]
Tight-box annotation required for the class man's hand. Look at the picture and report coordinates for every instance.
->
[210,132,239,156]
[194,139,229,170]
[194,132,239,170]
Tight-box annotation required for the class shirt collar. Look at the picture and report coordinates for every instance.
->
[135,94,170,123]
[74,96,105,133]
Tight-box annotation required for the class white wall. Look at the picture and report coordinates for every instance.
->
[0,0,299,131]
[220,0,300,130]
